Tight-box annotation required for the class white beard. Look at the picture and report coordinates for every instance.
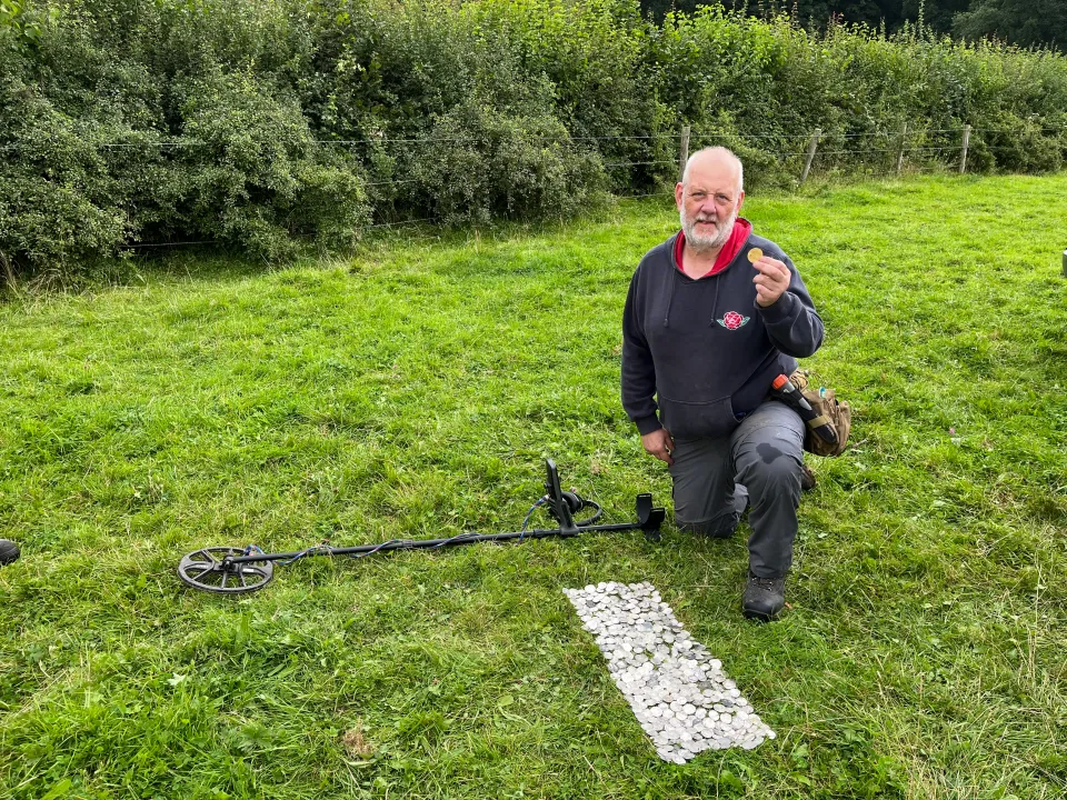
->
[681,208,736,252]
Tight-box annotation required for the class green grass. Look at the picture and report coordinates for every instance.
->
[1,173,1066,799]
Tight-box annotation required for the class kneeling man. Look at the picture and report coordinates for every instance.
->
[621,147,824,621]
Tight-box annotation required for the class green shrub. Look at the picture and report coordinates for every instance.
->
[409,97,609,226]
[0,73,128,278]
[171,69,369,260]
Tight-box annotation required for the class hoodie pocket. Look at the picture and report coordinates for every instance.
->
[659,395,740,439]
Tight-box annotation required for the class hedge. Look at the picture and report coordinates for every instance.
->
[2,0,1065,280]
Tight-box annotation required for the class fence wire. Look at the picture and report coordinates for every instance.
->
[9,123,1064,251]
[5,123,1063,153]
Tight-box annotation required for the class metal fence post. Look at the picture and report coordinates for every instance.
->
[800,128,821,184]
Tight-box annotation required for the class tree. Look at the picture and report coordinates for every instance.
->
[901,0,971,34]
[638,1,930,34]
[953,0,1067,52]
[637,0,1067,50]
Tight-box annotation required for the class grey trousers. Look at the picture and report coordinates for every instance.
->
[669,399,806,578]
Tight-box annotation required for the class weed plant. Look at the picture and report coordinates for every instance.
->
[0,174,1065,798]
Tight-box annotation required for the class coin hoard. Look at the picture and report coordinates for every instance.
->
[564,581,776,762]
[747,247,764,264]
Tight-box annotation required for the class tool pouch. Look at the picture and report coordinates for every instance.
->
[789,369,852,457]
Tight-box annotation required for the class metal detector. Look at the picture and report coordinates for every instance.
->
[177,459,664,595]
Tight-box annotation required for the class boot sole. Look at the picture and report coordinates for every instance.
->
[742,606,779,622]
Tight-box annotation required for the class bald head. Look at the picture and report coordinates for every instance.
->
[681,147,744,194]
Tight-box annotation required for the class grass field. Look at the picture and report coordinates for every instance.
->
[1,173,1066,799]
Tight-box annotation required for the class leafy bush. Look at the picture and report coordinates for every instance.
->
[0,73,128,278]
[409,97,609,226]
[171,69,369,260]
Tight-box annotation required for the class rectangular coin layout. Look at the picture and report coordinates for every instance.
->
[565,581,776,763]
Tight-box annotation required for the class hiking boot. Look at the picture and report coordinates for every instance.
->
[800,465,816,492]
[743,571,785,622]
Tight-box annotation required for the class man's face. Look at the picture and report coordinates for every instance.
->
[676,157,744,252]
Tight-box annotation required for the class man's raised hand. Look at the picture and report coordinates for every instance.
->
[751,255,791,307]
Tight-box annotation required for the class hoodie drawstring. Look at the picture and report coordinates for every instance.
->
[662,268,676,327]
[708,277,722,326]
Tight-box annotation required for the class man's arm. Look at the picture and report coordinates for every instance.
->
[622,272,677,465]
[752,254,824,358]
[620,269,661,436]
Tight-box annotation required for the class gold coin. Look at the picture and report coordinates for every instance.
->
[747,247,764,264]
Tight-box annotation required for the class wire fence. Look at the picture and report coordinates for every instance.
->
[8,124,1062,152]
[8,122,1058,251]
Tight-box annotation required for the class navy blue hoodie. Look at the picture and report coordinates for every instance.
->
[621,230,823,439]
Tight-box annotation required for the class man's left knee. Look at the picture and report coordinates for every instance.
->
[738,447,803,494]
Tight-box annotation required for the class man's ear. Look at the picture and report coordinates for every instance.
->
[675,182,685,209]
[736,190,746,213]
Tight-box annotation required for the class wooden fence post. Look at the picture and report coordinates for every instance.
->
[959,124,971,174]
[896,122,908,175]
[800,128,821,184]
[679,125,691,183]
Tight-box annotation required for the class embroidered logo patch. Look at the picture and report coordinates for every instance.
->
[717,311,750,330]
